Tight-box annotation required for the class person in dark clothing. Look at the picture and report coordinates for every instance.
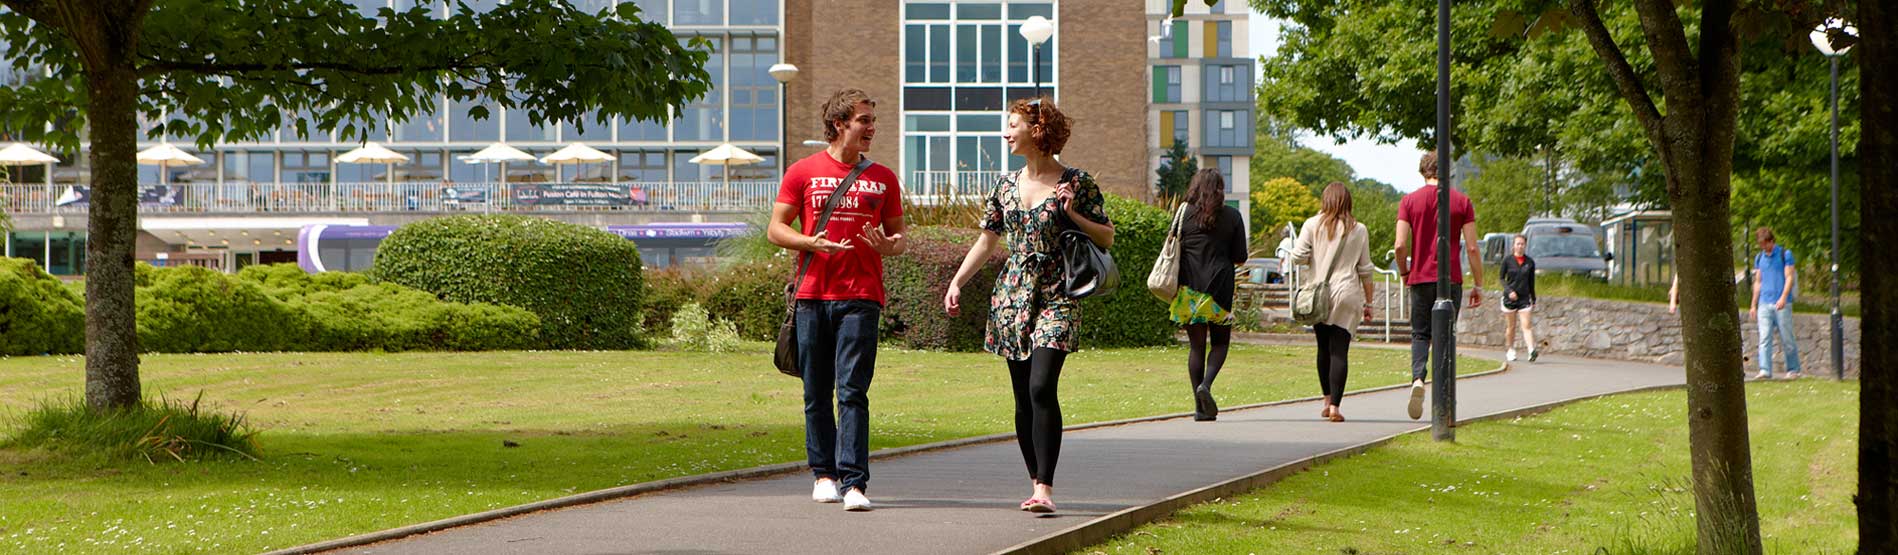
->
[1499,235,1539,362]
[1169,169,1249,421]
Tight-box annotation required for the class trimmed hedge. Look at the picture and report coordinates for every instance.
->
[137,265,302,353]
[1078,194,1177,349]
[373,215,646,349]
[239,264,540,352]
[699,257,792,341]
[882,226,1001,351]
[0,257,85,356]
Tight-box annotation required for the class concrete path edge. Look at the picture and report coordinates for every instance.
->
[989,381,1690,555]
[267,361,1510,555]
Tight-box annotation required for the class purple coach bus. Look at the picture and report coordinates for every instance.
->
[296,222,751,273]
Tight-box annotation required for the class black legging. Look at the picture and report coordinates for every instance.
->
[1314,324,1352,406]
[1184,324,1232,392]
[1008,347,1068,486]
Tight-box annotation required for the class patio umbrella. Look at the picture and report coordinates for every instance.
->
[540,142,615,182]
[463,142,536,184]
[0,143,59,185]
[136,143,205,186]
[0,142,60,165]
[689,143,765,198]
[338,141,410,185]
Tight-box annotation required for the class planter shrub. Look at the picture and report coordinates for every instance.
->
[0,258,85,355]
[136,264,303,353]
[373,215,646,349]
[699,257,791,341]
[881,226,1000,351]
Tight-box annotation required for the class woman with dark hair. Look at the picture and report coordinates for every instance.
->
[1287,182,1376,422]
[1170,168,1249,421]
[944,96,1114,514]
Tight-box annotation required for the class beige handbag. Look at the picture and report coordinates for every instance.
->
[1147,203,1189,302]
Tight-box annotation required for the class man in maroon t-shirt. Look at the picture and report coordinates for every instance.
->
[1393,151,1484,420]
[767,88,906,512]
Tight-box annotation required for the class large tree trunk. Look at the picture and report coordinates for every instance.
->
[1569,1,1763,552]
[57,0,149,410]
[1859,0,1896,549]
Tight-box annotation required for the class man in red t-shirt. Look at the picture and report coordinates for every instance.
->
[767,88,906,512]
[1392,151,1484,420]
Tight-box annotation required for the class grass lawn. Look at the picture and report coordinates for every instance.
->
[1079,380,1858,555]
[0,343,1482,554]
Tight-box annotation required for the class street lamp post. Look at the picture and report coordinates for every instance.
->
[1431,0,1455,441]
[1810,19,1855,381]
[1020,16,1054,98]
[769,63,800,177]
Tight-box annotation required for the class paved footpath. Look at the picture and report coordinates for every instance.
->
[329,350,1682,555]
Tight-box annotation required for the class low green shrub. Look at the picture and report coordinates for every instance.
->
[290,283,540,352]
[136,265,303,353]
[699,257,793,341]
[1077,194,1177,349]
[882,226,1000,351]
[374,215,646,349]
[642,267,709,339]
[667,302,743,352]
[3,393,259,463]
[0,257,85,355]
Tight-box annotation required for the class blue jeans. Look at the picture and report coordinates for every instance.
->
[796,299,880,493]
[1756,304,1801,376]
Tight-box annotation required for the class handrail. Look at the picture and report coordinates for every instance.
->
[1374,248,1408,342]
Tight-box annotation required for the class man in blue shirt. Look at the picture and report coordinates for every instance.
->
[1749,227,1801,379]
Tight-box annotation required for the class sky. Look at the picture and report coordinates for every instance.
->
[1248,11,1426,192]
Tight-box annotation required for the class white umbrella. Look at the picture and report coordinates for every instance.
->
[0,142,60,165]
[336,141,410,164]
[690,143,766,198]
[136,143,205,187]
[463,142,537,185]
[540,142,615,182]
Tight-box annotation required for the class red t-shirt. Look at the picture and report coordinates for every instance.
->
[775,151,904,305]
[1397,184,1476,286]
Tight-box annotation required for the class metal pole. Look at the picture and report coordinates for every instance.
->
[1431,0,1456,442]
[1829,55,1845,380]
[1033,45,1042,98]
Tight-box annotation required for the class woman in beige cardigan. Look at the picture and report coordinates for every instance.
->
[1287,183,1377,422]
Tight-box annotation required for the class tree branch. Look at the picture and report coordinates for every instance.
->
[1628,0,1699,102]
[1566,0,1665,147]
[0,0,57,26]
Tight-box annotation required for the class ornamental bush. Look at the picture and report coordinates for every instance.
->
[881,226,1000,351]
[0,257,85,356]
[372,215,646,349]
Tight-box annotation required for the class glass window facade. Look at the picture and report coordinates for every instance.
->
[1203,109,1253,148]
[1203,64,1251,102]
[903,1,1055,185]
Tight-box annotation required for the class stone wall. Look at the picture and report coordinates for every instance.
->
[1453,290,1861,378]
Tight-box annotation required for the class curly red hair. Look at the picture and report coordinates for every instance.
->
[1007,96,1071,156]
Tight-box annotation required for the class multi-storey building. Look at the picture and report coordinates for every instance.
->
[2,1,1215,275]
[1146,0,1253,226]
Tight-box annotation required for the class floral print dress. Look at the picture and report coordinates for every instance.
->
[980,169,1112,361]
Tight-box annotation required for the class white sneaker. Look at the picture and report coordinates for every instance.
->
[1407,380,1425,420]
[843,488,874,512]
[812,479,842,503]
[1750,371,1772,380]
[1506,348,1518,362]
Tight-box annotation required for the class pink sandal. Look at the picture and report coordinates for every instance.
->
[1024,498,1056,513]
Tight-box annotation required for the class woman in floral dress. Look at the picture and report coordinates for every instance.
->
[943,97,1114,514]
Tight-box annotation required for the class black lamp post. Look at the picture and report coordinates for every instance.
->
[1810,18,1855,380]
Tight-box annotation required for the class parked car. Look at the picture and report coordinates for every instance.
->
[1520,217,1609,279]
[1239,257,1285,285]
[1480,232,1513,268]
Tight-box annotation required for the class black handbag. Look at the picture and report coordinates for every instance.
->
[1056,168,1119,298]
[774,157,874,378]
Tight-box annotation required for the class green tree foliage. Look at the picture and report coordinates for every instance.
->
[1154,141,1197,206]
[1349,178,1402,264]
[1462,157,1541,235]
[0,0,712,409]
[1251,136,1355,197]
[1249,177,1320,239]
[1252,0,1859,277]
